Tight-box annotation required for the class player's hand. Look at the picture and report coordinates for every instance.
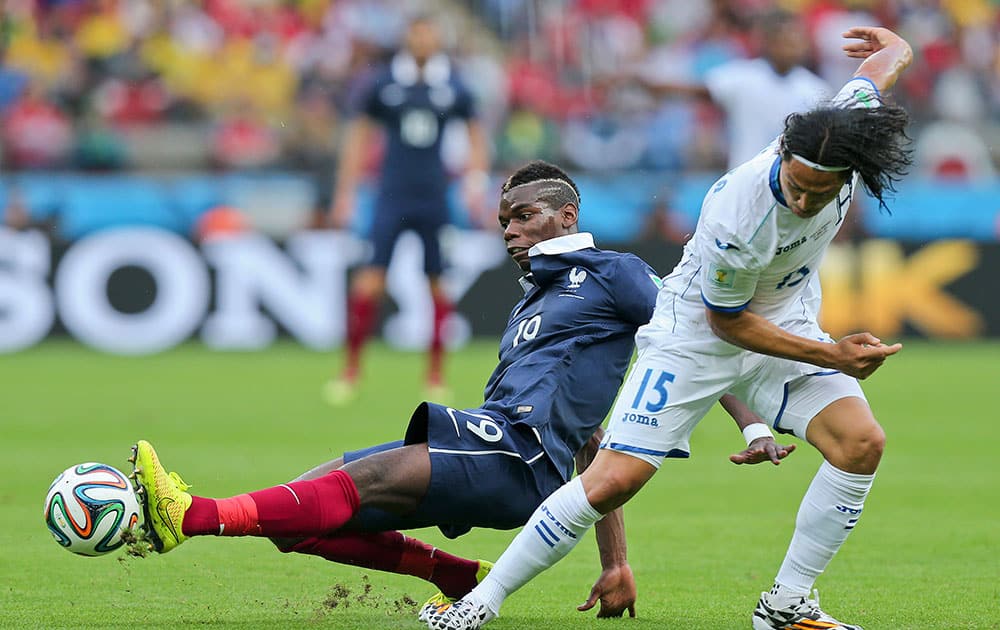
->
[461,171,493,229]
[577,564,637,618]
[841,26,906,59]
[831,332,902,379]
[841,26,913,92]
[730,438,796,466]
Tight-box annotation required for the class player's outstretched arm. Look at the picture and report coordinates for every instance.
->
[574,427,637,618]
[719,394,796,466]
[707,308,901,380]
[842,26,913,93]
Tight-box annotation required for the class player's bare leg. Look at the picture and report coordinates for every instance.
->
[754,396,883,630]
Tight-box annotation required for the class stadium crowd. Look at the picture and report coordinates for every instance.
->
[0,0,997,238]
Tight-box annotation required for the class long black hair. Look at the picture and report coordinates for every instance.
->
[782,98,912,212]
[502,160,582,210]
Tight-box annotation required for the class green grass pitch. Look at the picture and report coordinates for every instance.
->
[3,340,998,629]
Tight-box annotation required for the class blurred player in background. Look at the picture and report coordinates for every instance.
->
[433,26,913,630]
[637,8,830,170]
[325,14,491,404]
[131,161,791,621]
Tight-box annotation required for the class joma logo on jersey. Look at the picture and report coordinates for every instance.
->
[775,237,807,256]
[621,412,659,427]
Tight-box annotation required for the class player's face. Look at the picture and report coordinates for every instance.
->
[406,21,441,62]
[779,158,850,218]
[498,183,575,271]
[763,21,808,72]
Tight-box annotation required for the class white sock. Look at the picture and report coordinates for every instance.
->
[470,477,603,615]
[773,460,875,600]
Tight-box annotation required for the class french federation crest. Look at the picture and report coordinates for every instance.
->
[568,267,588,288]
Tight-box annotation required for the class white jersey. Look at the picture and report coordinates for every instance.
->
[645,78,880,355]
[705,58,830,169]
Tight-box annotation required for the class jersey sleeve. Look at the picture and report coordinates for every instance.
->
[704,61,745,112]
[831,77,881,110]
[698,217,763,313]
[612,254,661,325]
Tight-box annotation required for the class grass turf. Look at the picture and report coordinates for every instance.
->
[3,340,998,629]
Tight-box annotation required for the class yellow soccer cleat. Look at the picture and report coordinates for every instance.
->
[129,440,191,553]
[417,560,493,623]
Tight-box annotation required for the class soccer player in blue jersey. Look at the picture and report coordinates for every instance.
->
[131,161,792,620]
[325,14,491,402]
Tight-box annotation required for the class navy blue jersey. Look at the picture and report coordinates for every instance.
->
[480,233,660,481]
[359,53,476,205]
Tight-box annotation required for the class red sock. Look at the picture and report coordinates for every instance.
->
[285,531,481,598]
[344,293,378,380]
[181,470,360,538]
[428,294,452,385]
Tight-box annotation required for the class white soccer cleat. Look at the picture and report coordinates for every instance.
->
[425,596,496,630]
[752,587,863,630]
[417,560,493,623]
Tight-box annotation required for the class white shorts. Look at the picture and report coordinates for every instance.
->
[601,327,867,468]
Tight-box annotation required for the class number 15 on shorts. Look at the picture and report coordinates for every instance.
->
[630,369,676,413]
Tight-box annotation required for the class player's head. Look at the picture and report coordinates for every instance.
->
[778,100,912,217]
[756,9,808,74]
[499,161,581,271]
[405,14,442,63]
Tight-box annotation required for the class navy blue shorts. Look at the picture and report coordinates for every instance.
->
[343,402,565,539]
[367,201,448,275]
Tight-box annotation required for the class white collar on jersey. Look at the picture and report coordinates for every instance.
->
[391,52,451,87]
[528,232,594,257]
[517,233,595,294]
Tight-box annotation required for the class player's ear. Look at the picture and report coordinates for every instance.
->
[559,203,578,228]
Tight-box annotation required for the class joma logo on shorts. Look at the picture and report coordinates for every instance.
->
[621,412,659,427]
[775,237,807,256]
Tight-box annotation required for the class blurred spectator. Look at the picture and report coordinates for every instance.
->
[495,107,560,168]
[210,98,282,170]
[634,8,830,169]
[0,0,992,214]
[74,104,128,170]
[0,46,30,113]
[2,80,73,169]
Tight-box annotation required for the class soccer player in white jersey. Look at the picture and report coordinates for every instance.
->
[428,26,913,630]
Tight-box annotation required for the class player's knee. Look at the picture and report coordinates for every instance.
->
[583,468,647,514]
[838,425,886,473]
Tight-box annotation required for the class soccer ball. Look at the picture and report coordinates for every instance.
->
[44,463,142,557]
